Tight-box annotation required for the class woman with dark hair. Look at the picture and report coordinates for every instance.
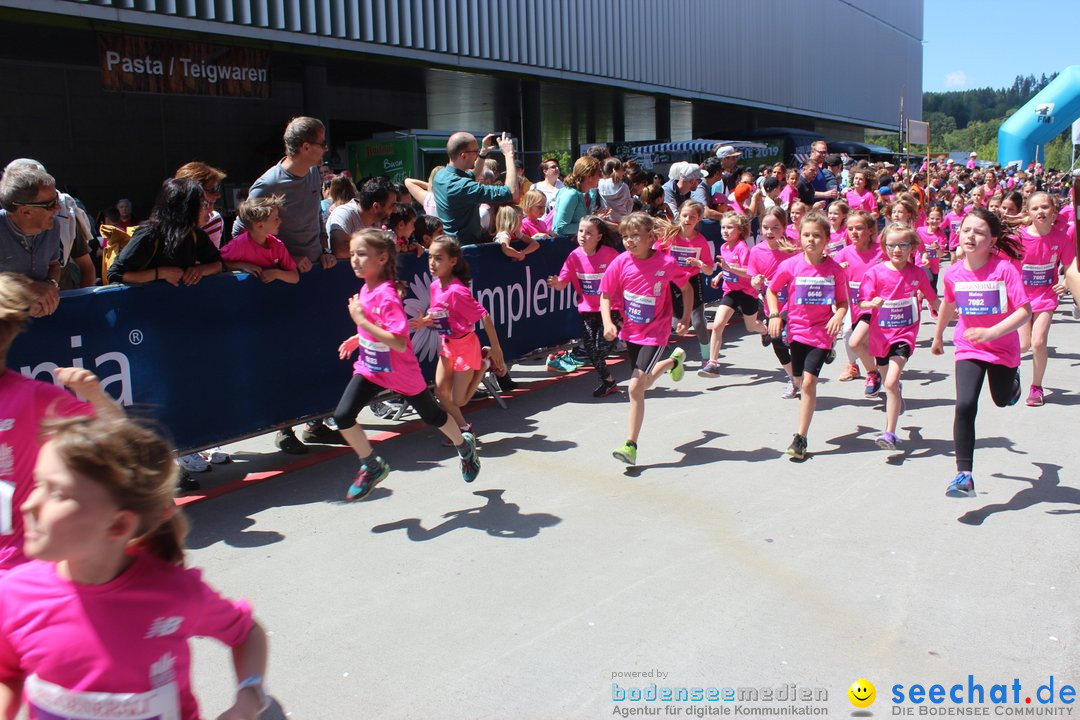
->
[107,178,223,285]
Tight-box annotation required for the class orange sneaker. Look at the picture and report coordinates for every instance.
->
[837,363,861,381]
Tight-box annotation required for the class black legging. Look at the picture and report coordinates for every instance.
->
[579,311,617,381]
[670,273,708,345]
[954,359,1019,473]
[333,375,448,430]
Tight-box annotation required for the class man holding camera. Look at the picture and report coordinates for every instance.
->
[433,131,518,245]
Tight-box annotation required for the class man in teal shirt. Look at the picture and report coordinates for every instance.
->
[433,132,518,245]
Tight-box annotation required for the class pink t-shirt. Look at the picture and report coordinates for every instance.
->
[785,224,801,246]
[916,226,945,273]
[0,553,253,720]
[656,233,712,278]
[769,254,849,350]
[826,228,849,256]
[428,277,488,339]
[1059,203,1075,225]
[558,245,619,313]
[943,255,1030,367]
[943,211,966,250]
[220,231,297,271]
[718,240,754,295]
[780,185,798,207]
[599,250,688,346]
[0,371,91,575]
[353,280,427,396]
[845,190,877,214]
[834,244,885,318]
[1017,224,1077,313]
[860,262,938,358]
[747,243,795,309]
[521,215,551,237]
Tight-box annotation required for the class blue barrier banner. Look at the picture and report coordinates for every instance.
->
[9,238,584,452]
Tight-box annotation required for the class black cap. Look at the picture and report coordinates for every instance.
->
[763,177,780,192]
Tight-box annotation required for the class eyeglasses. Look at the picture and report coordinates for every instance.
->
[885,242,911,250]
[308,139,329,149]
[461,148,481,156]
[15,194,60,211]
[205,184,222,195]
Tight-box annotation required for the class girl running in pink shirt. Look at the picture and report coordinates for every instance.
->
[548,216,623,397]
[0,414,269,720]
[826,201,850,256]
[786,202,807,246]
[699,212,767,377]
[654,200,713,364]
[0,273,120,577]
[766,212,849,460]
[1016,191,1076,406]
[601,213,692,466]
[746,207,799,397]
[943,194,968,254]
[845,170,878,216]
[858,223,939,450]
[931,208,1031,498]
[412,235,508,435]
[833,210,885,385]
[915,205,946,295]
[335,229,481,500]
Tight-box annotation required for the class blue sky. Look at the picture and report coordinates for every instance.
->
[923,3,1080,93]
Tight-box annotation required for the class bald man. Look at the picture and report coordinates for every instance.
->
[432,131,518,245]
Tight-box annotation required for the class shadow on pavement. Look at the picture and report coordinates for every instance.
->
[958,462,1080,525]
[622,430,781,476]
[371,489,561,541]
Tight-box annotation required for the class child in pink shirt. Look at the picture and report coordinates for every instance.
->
[746,207,799,397]
[548,216,622,397]
[601,213,692,466]
[334,229,482,500]
[411,235,507,434]
[844,170,878,215]
[521,189,553,238]
[654,200,713,363]
[825,201,850,256]
[916,205,946,294]
[699,212,767,377]
[221,195,299,283]
[785,202,807,246]
[1016,191,1077,406]
[0,274,121,577]
[932,208,1031,498]
[943,195,968,253]
[0,415,269,720]
[767,212,849,460]
[858,223,939,450]
[833,210,885,386]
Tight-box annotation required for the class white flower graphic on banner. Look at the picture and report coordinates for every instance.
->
[404,272,440,363]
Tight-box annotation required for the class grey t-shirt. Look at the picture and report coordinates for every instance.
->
[0,210,62,281]
[325,201,367,241]
[234,162,323,261]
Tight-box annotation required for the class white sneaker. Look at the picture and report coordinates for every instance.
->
[202,447,230,464]
[178,453,211,473]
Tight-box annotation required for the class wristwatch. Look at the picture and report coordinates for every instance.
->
[768,312,781,319]
[237,675,270,713]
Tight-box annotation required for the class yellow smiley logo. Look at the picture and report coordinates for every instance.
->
[848,678,876,708]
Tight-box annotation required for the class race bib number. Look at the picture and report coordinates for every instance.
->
[358,336,392,373]
[1021,262,1055,287]
[623,290,657,324]
[924,245,938,260]
[950,221,961,235]
[26,675,180,720]
[879,298,918,328]
[670,245,701,267]
[848,281,862,309]
[827,240,845,255]
[721,270,738,285]
[792,276,835,305]
[955,280,1007,316]
[776,287,789,306]
[429,309,452,336]
[577,272,602,296]
[0,480,12,535]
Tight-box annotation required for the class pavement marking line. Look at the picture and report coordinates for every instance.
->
[174,354,628,508]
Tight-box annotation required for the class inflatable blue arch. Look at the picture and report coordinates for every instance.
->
[998,65,1080,167]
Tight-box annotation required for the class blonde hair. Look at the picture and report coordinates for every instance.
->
[760,207,797,253]
[237,194,284,226]
[43,415,188,566]
[720,211,749,240]
[495,204,523,236]
[522,189,546,212]
[0,272,34,355]
[618,212,657,237]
